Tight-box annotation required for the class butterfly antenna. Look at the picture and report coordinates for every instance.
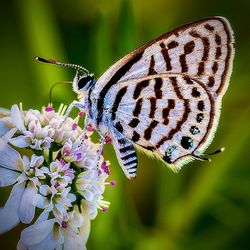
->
[34,56,89,74]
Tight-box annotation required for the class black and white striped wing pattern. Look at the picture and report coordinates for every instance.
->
[109,74,215,173]
[92,17,234,177]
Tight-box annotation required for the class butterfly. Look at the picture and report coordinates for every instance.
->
[35,16,234,179]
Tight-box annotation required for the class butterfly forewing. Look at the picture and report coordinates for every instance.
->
[96,17,234,98]
[90,17,234,175]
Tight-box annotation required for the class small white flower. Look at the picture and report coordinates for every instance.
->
[61,138,100,169]
[75,168,111,219]
[9,104,55,150]
[19,205,90,250]
[49,159,75,187]
[0,103,114,249]
[0,139,44,232]
[36,185,76,223]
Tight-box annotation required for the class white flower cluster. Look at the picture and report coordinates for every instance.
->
[0,104,115,250]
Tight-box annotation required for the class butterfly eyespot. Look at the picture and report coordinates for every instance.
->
[196,113,204,123]
[190,126,200,135]
[181,136,194,150]
[163,145,177,163]
[78,75,94,90]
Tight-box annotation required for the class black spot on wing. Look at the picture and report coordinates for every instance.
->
[111,86,128,120]
[148,56,157,75]
[133,98,143,117]
[204,23,214,31]
[115,121,123,133]
[149,97,156,119]
[160,42,172,71]
[133,80,150,99]
[181,136,194,150]
[154,78,163,99]
[144,120,158,140]
[180,41,195,73]
[132,131,140,142]
[129,118,140,128]
[162,99,175,125]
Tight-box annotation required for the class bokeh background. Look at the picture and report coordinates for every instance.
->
[0,0,250,249]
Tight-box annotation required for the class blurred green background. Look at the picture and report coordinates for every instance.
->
[0,0,250,249]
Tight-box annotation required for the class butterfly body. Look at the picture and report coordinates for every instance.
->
[37,16,234,179]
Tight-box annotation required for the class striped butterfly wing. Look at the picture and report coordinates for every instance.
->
[93,17,234,175]
[110,73,216,172]
[95,17,234,106]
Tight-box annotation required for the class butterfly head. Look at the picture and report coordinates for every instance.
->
[73,71,95,94]
[34,56,95,94]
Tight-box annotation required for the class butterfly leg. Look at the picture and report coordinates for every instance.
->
[61,100,86,125]
[109,126,138,179]
[65,100,85,118]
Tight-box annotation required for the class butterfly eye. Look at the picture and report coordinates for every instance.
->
[78,75,93,89]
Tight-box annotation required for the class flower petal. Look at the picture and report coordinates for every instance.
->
[21,218,56,245]
[0,183,25,234]
[79,217,91,245]
[19,182,37,224]
[63,228,87,250]
[35,194,48,209]
[0,120,10,136]
[56,245,63,250]
[29,225,63,250]
[30,154,44,168]
[0,139,22,170]
[39,185,51,196]
[9,135,30,148]
[1,127,18,142]
[17,240,28,250]
[11,105,26,132]
[35,210,49,223]
[82,189,94,201]
[0,167,20,187]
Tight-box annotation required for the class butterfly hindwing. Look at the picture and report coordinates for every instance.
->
[109,73,214,171]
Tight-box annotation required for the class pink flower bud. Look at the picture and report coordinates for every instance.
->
[72,123,78,130]
[78,111,84,117]
[45,106,54,112]
[86,124,94,132]
[110,181,116,186]
[61,221,67,228]
[102,207,108,212]
[59,159,66,165]
[75,152,82,161]
[105,136,112,144]
[63,149,70,156]
[54,182,60,188]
